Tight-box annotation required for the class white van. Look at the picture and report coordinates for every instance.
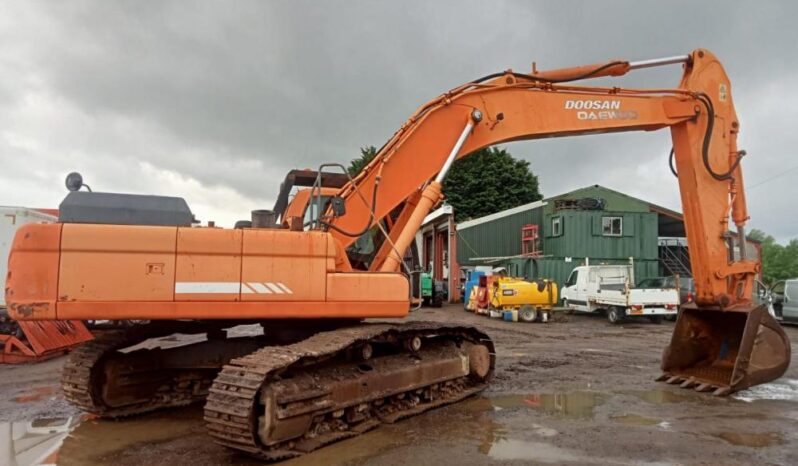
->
[561,265,679,324]
[771,279,798,324]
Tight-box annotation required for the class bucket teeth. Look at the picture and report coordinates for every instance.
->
[695,383,713,392]
[666,376,684,385]
[655,373,670,382]
[712,386,731,397]
[680,378,697,389]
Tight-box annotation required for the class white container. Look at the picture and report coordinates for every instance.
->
[1,207,57,307]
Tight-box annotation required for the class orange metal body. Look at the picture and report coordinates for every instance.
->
[7,222,408,320]
[1,49,766,324]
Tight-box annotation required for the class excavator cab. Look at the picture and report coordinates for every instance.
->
[661,303,791,395]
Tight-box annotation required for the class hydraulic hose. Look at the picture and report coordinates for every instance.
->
[669,148,678,177]
[319,177,380,238]
[472,61,628,85]
[668,93,744,181]
[695,93,744,181]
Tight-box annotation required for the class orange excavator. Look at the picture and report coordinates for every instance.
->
[5,49,790,460]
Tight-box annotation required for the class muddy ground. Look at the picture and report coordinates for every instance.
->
[1,306,797,465]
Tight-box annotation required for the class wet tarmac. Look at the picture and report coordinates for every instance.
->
[3,383,798,466]
[1,308,797,465]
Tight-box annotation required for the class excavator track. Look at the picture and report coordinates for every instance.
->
[204,322,494,461]
[62,326,269,418]
[62,330,144,416]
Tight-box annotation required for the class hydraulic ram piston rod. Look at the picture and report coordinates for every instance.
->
[628,55,691,70]
[381,111,480,273]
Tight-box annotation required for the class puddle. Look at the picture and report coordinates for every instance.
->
[0,407,204,466]
[490,391,605,419]
[12,386,59,403]
[626,388,704,404]
[488,438,586,463]
[611,413,661,426]
[56,407,201,463]
[712,431,783,447]
[733,379,798,402]
[487,438,676,465]
[0,416,80,466]
[283,426,412,466]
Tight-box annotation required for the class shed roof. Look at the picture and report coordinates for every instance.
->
[547,184,685,237]
[457,200,546,230]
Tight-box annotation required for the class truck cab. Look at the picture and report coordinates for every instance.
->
[561,265,679,324]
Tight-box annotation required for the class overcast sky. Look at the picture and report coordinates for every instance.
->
[1,1,796,241]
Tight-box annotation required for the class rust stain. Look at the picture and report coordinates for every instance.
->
[13,386,58,403]
[9,302,50,318]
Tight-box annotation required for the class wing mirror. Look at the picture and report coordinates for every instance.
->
[65,172,92,192]
[330,196,346,217]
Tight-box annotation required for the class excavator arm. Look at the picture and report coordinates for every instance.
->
[325,48,789,394]
[332,49,742,305]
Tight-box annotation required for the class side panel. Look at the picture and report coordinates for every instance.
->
[241,229,329,302]
[175,228,242,301]
[56,301,409,320]
[58,224,177,302]
[327,273,409,303]
[1,208,57,307]
[5,223,61,319]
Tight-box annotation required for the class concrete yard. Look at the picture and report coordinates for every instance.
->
[1,306,796,465]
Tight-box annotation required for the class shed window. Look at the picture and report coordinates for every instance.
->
[551,216,562,237]
[602,216,623,236]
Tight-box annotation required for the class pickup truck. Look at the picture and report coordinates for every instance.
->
[561,265,679,324]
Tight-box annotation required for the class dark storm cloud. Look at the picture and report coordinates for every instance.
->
[1,0,796,238]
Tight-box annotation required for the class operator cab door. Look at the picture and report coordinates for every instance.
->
[564,268,588,311]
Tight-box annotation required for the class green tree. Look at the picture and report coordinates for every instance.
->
[349,145,541,222]
[442,147,542,221]
[347,146,378,176]
[749,229,798,284]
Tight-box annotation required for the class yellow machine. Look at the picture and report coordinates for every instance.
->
[474,275,558,322]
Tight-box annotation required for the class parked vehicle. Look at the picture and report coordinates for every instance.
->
[419,272,444,307]
[462,266,493,310]
[770,279,798,323]
[472,274,558,323]
[636,276,695,304]
[639,276,693,321]
[561,265,679,324]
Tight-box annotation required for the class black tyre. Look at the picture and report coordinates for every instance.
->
[607,306,624,325]
[519,305,538,323]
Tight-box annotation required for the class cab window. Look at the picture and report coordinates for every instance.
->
[565,270,579,287]
[303,196,332,229]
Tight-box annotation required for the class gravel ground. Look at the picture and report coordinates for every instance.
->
[1,305,796,465]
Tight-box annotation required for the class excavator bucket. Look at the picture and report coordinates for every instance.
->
[660,303,791,395]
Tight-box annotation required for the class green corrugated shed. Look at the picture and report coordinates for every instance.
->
[544,185,650,215]
[456,201,544,266]
[455,185,676,299]
[543,210,659,260]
